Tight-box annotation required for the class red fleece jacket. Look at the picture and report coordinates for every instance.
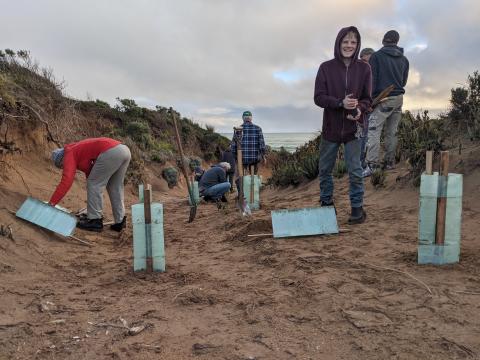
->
[49,137,120,205]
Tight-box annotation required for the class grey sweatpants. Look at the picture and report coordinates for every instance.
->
[87,144,131,223]
[366,94,403,166]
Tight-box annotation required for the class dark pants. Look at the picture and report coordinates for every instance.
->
[319,138,364,208]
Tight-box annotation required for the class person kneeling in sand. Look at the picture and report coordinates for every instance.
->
[49,137,131,232]
[198,162,231,205]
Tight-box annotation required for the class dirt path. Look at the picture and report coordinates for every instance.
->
[1,162,480,359]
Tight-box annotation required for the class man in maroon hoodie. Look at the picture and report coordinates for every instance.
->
[314,26,372,224]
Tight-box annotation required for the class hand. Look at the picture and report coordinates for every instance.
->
[346,108,362,121]
[342,94,358,110]
[263,157,267,165]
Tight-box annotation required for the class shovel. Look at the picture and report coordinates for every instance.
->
[171,108,197,222]
[233,127,251,216]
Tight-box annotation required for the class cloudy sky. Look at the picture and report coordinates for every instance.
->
[2,0,479,132]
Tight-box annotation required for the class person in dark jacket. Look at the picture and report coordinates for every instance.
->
[314,26,372,224]
[359,48,375,169]
[198,162,231,202]
[364,30,409,176]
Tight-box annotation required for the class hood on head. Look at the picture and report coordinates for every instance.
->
[380,45,404,57]
[334,26,361,62]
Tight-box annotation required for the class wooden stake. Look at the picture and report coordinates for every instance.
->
[435,151,449,245]
[144,184,153,273]
[425,150,433,175]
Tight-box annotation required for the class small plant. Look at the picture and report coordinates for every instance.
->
[300,152,320,180]
[162,167,179,188]
[370,168,386,188]
[333,159,347,178]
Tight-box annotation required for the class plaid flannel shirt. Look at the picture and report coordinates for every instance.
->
[231,122,266,165]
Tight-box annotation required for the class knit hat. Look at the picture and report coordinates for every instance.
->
[51,148,64,168]
[242,111,252,118]
[383,30,400,44]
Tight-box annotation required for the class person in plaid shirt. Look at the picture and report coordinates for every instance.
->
[231,111,266,175]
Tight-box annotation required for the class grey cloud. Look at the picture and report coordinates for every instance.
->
[0,0,478,132]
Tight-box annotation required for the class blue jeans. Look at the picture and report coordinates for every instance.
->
[202,182,231,200]
[319,138,364,208]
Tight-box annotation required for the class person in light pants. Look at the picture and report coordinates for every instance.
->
[49,137,131,232]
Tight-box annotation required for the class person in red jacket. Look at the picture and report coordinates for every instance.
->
[314,26,372,224]
[49,137,131,232]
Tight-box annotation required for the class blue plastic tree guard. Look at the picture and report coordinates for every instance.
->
[132,203,165,272]
[243,175,261,210]
[418,172,463,265]
[188,181,200,205]
[16,197,77,237]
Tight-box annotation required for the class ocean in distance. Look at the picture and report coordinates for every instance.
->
[220,132,319,153]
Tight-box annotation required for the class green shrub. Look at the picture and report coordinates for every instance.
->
[396,111,444,185]
[333,159,347,178]
[162,167,179,188]
[300,152,319,180]
[124,121,151,146]
[370,168,386,188]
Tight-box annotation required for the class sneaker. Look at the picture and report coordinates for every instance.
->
[362,165,373,178]
[77,218,103,232]
[348,206,366,225]
[110,216,126,232]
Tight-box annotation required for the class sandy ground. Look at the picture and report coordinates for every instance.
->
[1,153,480,360]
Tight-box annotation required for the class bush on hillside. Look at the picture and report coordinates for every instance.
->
[162,167,179,188]
[396,110,445,185]
[446,71,480,140]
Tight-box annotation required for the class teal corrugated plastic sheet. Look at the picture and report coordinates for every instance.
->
[16,197,77,237]
[418,172,462,264]
[271,206,338,238]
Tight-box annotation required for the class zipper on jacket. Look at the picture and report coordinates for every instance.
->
[341,64,349,142]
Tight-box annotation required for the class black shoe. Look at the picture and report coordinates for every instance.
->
[77,218,103,232]
[348,206,366,225]
[110,216,126,232]
[320,200,334,207]
[203,195,213,202]
[221,194,228,203]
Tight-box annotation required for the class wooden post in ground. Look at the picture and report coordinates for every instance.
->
[425,150,433,175]
[143,184,153,273]
[435,151,449,245]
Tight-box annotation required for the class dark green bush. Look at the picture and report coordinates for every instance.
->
[300,152,320,180]
[162,167,179,188]
[333,159,347,178]
[396,110,444,185]
[370,168,386,188]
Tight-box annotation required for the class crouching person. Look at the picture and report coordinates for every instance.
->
[49,137,131,232]
[198,162,231,205]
